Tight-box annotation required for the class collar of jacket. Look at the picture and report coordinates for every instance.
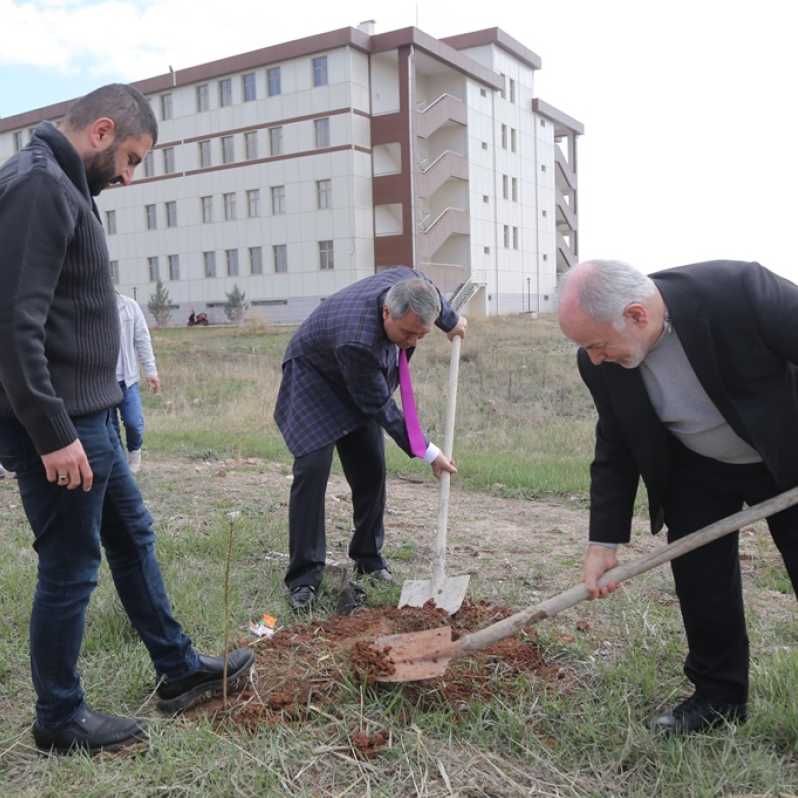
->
[32,121,92,202]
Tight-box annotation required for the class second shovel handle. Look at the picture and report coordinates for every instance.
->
[433,336,462,585]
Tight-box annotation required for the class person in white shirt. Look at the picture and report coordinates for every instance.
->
[114,292,160,473]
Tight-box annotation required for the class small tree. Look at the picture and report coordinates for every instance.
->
[147,279,173,328]
[224,284,249,324]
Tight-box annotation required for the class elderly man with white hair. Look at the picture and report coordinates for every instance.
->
[559,258,798,735]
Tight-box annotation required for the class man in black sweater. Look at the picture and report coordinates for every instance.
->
[0,84,254,754]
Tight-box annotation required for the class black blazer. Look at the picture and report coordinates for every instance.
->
[578,260,798,543]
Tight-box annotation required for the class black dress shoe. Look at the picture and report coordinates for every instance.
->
[156,648,255,714]
[355,566,393,583]
[288,584,317,610]
[650,693,747,735]
[33,705,147,754]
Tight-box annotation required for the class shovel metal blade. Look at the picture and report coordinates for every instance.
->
[398,574,471,616]
[373,626,458,682]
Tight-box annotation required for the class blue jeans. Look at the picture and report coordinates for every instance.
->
[113,380,144,452]
[0,411,198,727]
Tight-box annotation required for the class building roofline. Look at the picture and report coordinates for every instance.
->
[532,98,584,135]
[440,27,543,71]
[0,25,505,133]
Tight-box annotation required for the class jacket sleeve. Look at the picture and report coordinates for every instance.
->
[335,342,418,457]
[0,170,78,453]
[578,351,640,544]
[132,301,157,378]
[744,262,798,364]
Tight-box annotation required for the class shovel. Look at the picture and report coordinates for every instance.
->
[398,335,470,615]
[376,485,798,682]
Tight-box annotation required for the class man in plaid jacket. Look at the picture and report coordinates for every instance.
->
[274,267,467,609]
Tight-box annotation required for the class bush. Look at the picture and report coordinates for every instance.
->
[147,279,173,327]
[224,284,249,324]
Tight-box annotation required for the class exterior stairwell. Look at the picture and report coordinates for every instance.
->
[416,93,466,139]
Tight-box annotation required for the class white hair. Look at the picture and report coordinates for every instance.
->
[565,260,657,328]
[384,278,441,326]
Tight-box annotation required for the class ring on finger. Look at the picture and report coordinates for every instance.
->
[57,473,69,483]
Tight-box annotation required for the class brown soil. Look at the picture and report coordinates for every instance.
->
[202,599,564,731]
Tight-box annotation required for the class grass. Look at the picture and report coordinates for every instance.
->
[2,315,798,796]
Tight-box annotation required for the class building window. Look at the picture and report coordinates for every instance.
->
[483,246,490,255]
[513,226,519,249]
[203,251,216,278]
[319,240,334,270]
[511,128,517,153]
[218,78,232,107]
[196,83,210,112]
[201,195,213,223]
[244,131,258,160]
[501,124,507,149]
[273,244,287,273]
[147,256,159,282]
[499,73,506,99]
[221,135,234,164]
[246,188,260,217]
[543,253,548,261]
[143,151,154,177]
[269,126,283,155]
[198,139,211,168]
[226,249,239,277]
[242,72,256,102]
[482,195,489,204]
[145,204,157,230]
[480,88,487,98]
[110,260,119,284]
[160,93,173,120]
[314,117,330,148]
[509,78,516,104]
[481,141,488,151]
[223,192,237,221]
[249,246,263,275]
[541,164,547,172]
[267,66,281,96]
[162,147,175,174]
[511,177,518,202]
[503,225,510,248]
[271,185,285,215]
[13,131,23,152]
[165,200,177,228]
[105,210,117,235]
[542,209,548,217]
[540,118,546,127]
[312,55,328,87]
[502,174,508,200]
[168,254,180,281]
[316,179,332,209]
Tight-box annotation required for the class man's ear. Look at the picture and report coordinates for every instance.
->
[87,117,117,151]
[382,304,390,322]
[623,302,648,327]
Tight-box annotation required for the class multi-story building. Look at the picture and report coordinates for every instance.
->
[0,22,583,323]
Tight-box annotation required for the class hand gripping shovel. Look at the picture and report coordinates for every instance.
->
[376,485,798,682]
[398,335,470,615]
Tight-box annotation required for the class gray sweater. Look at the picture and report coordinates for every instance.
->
[0,122,121,454]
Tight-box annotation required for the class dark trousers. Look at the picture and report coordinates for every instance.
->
[285,421,387,590]
[112,380,144,452]
[0,411,197,727]
[663,440,798,705]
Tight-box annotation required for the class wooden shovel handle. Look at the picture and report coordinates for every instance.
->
[458,485,798,654]
[432,336,462,587]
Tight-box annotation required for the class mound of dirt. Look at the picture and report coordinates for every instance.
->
[202,600,565,730]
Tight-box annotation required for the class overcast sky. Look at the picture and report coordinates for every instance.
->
[1,0,795,280]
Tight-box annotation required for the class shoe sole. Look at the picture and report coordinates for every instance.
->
[35,732,149,756]
[157,650,255,714]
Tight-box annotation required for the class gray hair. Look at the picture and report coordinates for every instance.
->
[566,259,656,325]
[65,83,158,146]
[384,278,441,326]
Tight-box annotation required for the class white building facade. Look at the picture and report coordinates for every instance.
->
[0,24,582,324]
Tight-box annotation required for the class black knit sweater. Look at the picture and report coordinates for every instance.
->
[0,122,121,454]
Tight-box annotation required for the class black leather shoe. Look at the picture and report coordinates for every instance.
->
[355,566,393,583]
[650,693,747,735]
[288,584,316,610]
[156,648,255,714]
[33,705,147,754]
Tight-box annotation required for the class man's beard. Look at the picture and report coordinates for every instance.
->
[85,145,118,196]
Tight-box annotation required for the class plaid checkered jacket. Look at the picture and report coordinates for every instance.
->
[274,267,458,458]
